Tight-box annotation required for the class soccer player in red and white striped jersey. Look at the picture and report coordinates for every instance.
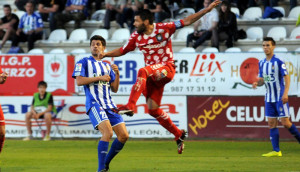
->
[103,0,221,154]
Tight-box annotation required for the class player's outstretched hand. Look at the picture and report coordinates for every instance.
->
[208,0,221,11]
[252,82,258,89]
[111,64,119,75]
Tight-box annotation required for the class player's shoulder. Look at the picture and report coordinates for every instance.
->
[159,22,174,27]
[259,58,266,65]
[77,56,90,62]
[76,56,92,66]
[33,11,42,18]
[33,92,39,97]
[101,61,111,67]
[130,31,139,37]
[273,55,285,63]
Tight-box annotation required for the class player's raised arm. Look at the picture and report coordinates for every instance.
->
[182,0,221,26]
[103,48,123,58]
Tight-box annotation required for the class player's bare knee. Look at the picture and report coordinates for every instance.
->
[280,118,292,128]
[0,128,5,137]
[44,113,52,121]
[119,132,129,143]
[282,122,292,129]
[105,130,113,139]
[25,112,32,119]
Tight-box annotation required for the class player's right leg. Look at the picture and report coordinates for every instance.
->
[104,110,128,171]
[277,102,300,143]
[262,102,281,157]
[43,112,53,141]
[147,98,186,154]
[118,67,149,116]
[23,111,34,141]
[119,63,175,116]
[0,125,5,154]
[88,105,112,172]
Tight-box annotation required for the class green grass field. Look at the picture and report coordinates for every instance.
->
[1,139,300,172]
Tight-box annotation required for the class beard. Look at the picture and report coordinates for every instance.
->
[137,24,146,34]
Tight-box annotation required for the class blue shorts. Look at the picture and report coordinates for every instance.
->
[88,104,124,130]
[265,101,290,118]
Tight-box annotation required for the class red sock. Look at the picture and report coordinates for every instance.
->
[127,69,147,108]
[149,109,182,140]
[0,135,5,153]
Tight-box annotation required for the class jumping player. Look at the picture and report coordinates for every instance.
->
[72,35,129,172]
[0,66,8,153]
[102,0,221,154]
[252,37,300,157]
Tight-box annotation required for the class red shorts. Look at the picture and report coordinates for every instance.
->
[142,63,175,106]
[0,105,5,126]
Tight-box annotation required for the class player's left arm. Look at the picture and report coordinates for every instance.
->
[181,0,221,26]
[282,74,290,104]
[110,64,120,93]
[33,14,43,33]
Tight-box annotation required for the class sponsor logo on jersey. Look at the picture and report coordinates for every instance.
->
[156,33,163,42]
[75,63,82,71]
[143,41,165,49]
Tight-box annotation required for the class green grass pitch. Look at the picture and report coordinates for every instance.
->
[1,139,300,171]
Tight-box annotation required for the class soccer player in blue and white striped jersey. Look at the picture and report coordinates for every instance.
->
[72,35,129,172]
[253,37,300,157]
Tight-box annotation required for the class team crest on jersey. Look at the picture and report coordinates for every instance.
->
[156,33,163,42]
[279,107,283,112]
[272,65,275,70]
[282,63,286,69]
[75,63,82,71]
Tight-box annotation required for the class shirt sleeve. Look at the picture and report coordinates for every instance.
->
[18,16,24,28]
[120,32,138,55]
[164,20,184,36]
[48,94,54,105]
[82,0,88,5]
[66,0,71,6]
[258,60,263,78]
[108,64,116,84]
[72,58,87,78]
[279,59,288,77]
[36,14,44,28]
[212,10,219,22]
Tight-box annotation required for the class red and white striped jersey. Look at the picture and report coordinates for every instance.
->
[120,20,184,66]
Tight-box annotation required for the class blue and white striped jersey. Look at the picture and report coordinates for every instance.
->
[258,55,288,102]
[66,0,88,13]
[72,56,117,112]
[18,12,43,33]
